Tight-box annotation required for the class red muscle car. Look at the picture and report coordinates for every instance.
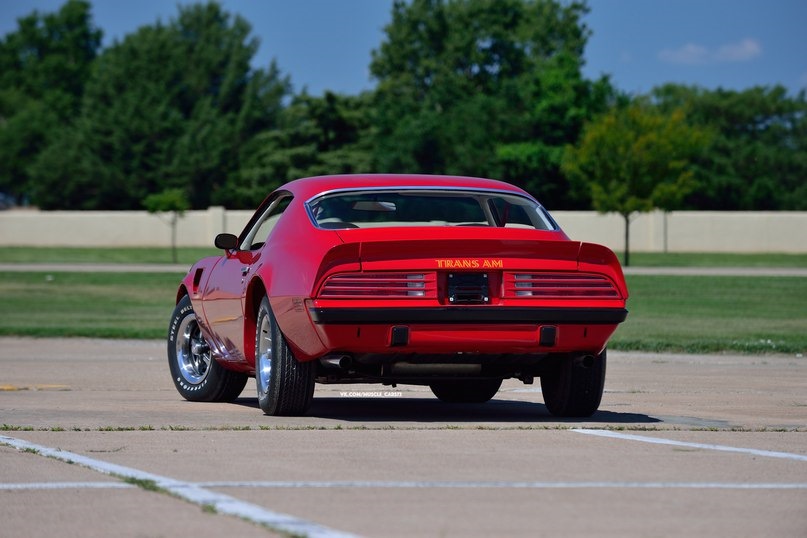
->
[167,175,628,417]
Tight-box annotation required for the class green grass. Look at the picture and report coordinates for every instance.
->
[0,272,180,339]
[623,252,807,268]
[612,275,807,354]
[1,270,805,354]
[0,246,218,265]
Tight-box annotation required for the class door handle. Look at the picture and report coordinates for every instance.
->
[241,266,250,276]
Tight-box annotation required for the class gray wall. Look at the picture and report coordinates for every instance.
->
[1,207,805,253]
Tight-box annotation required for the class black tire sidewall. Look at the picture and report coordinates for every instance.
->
[255,297,315,416]
[256,297,280,414]
[168,296,215,399]
[168,295,248,402]
[541,350,606,417]
[430,378,502,403]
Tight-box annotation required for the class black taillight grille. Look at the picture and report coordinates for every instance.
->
[320,273,437,298]
[503,273,619,299]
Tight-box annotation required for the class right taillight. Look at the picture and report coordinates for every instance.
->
[503,272,620,299]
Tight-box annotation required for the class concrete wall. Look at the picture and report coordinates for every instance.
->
[553,211,807,253]
[1,207,806,253]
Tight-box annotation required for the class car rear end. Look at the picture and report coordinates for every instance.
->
[303,185,628,385]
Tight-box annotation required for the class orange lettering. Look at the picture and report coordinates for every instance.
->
[435,258,502,269]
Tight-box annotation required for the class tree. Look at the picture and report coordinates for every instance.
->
[495,51,618,206]
[562,101,712,265]
[369,0,608,205]
[143,189,191,263]
[0,0,101,203]
[652,84,807,210]
[27,1,290,210]
[239,91,374,194]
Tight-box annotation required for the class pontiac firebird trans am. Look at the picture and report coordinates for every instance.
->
[167,175,628,417]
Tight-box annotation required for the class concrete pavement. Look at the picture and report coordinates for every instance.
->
[1,337,806,537]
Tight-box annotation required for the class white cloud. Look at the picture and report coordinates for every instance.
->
[658,38,762,65]
[714,39,762,62]
[658,43,710,65]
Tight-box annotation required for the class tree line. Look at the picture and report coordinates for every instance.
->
[1,0,805,215]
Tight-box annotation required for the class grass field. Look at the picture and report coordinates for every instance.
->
[0,272,181,339]
[611,275,807,354]
[0,246,218,265]
[1,262,805,354]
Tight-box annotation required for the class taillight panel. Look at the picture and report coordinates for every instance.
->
[503,272,620,299]
[319,272,437,298]
[319,271,621,302]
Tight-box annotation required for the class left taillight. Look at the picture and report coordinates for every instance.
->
[319,272,437,298]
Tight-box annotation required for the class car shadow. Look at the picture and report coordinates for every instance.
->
[232,396,660,424]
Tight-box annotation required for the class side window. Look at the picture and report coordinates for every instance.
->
[489,197,554,230]
[241,195,293,250]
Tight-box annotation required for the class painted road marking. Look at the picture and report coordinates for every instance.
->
[572,429,807,462]
[0,435,358,538]
[197,480,807,490]
[0,384,70,391]
[4,479,806,491]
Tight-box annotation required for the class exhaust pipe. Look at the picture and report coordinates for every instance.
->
[320,355,352,370]
[388,362,482,376]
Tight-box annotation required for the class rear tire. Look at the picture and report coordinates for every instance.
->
[255,297,316,416]
[167,295,248,402]
[429,378,502,403]
[540,350,606,417]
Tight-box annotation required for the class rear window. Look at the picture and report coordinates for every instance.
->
[306,189,557,231]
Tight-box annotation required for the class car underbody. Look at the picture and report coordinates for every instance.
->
[315,350,596,386]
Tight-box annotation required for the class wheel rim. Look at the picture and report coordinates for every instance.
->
[175,313,210,385]
[256,313,273,397]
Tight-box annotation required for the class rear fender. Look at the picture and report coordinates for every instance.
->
[578,242,629,299]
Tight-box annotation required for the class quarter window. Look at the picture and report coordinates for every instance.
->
[241,195,293,250]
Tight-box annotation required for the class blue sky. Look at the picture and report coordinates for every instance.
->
[2,0,805,96]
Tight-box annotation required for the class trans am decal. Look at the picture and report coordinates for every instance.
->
[435,258,504,269]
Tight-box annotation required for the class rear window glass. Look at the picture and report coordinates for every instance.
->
[307,189,557,231]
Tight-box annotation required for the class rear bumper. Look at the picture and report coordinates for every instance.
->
[309,306,628,325]
[307,307,627,356]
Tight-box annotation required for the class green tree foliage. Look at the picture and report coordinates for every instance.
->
[496,51,617,206]
[652,84,807,210]
[0,0,101,202]
[562,101,712,265]
[3,0,805,216]
[369,0,613,207]
[27,2,290,210]
[238,91,374,198]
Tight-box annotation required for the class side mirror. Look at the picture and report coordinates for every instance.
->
[214,233,238,251]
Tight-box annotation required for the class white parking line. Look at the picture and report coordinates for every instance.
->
[5,479,805,491]
[572,429,807,462]
[0,435,358,538]
[196,480,807,490]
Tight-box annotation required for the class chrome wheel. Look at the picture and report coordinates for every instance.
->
[256,311,273,399]
[168,296,248,402]
[175,313,210,385]
[255,296,315,416]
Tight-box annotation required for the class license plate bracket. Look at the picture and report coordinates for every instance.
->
[447,273,490,304]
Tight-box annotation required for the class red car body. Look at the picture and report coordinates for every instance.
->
[167,175,628,416]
